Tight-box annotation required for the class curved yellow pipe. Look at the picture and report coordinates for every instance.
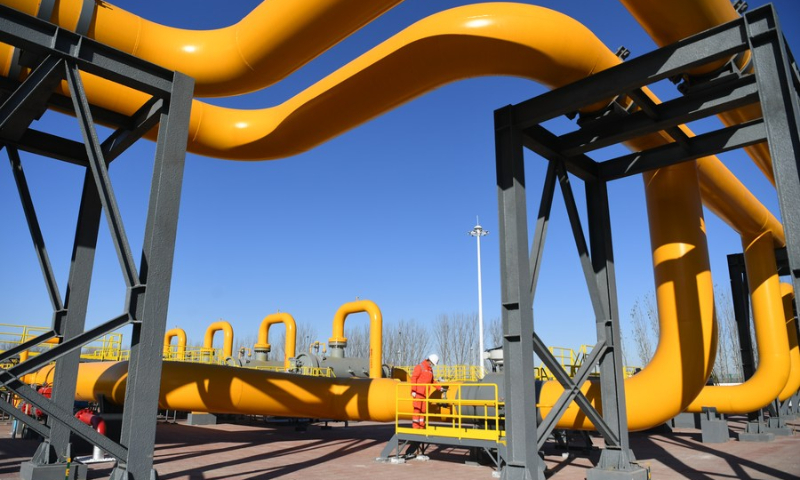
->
[686,231,790,413]
[254,312,297,369]
[779,283,800,401]
[620,0,775,184]
[203,321,234,359]
[0,0,404,97]
[329,300,383,379]
[163,328,187,360]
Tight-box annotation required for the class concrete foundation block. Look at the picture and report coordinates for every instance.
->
[586,465,650,480]
[670,412,700,429]
[700,418,731,443]
[738,431,775,442]
[186,413,217,426]
[20,461,87,480]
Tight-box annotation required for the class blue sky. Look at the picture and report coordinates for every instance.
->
[1,0,798,358]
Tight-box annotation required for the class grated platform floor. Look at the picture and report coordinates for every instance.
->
[0,414,798,479]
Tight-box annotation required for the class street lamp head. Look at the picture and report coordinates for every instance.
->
[469,224,489,237]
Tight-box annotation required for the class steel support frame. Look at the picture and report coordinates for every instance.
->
[0,5,193,480]
[494,4,798,478]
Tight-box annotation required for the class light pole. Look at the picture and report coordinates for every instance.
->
[469,218,488,377]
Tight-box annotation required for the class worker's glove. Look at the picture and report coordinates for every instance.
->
[411,391,417,398]
[442,392,447,400]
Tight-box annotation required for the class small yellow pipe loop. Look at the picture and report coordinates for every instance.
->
[329,300,383,378]
[203,321,234,359]
[254,312,297,370]
[163,328,187,360]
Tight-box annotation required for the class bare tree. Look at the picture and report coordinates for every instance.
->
[382,318,431,366]
[433,313,478,365]
[344,322,371,358]
[488,316,502,350]
[294,323,319,360]
[629,298,655,366]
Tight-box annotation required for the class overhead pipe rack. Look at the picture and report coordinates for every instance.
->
[495,4,798,479]
[0,4,193,479]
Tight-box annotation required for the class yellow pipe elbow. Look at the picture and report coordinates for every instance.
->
[779,283,800,401]
[329,300,383,379]
[686,231,790,413]
[255,312,297,369]
[203,321,234,359]
[163,328,187,359]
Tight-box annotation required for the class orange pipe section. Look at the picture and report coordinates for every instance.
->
[203,321,234,359]
[779,283,800,401]
[620,0,775,184]
[33,361,406,422]
[0,0,404,97]
[329,300,383,379]
[254,312,297,369]
[686,231,790,412]
[163,328,187,359]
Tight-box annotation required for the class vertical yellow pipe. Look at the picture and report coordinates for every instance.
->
[778,283,800,401]
[329,300,383,378]
[203,321,234,359]
[254,312,297,369]
[163,328,187,360]
[686,231,790,412]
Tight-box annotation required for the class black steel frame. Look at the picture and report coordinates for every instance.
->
[0,5,193,479]
[495,4,799,478]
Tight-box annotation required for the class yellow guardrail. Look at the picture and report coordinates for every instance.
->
[394,365,483,382]
[396,382,505,444]
[0,323,125,363]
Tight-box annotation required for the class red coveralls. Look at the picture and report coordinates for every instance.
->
[410,359,441,429]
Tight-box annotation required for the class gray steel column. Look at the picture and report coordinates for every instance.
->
[745,6,800,299]
[494,105,541,480]
[113,72,193,480]
[585,179,644,477]
[45,168,104,461]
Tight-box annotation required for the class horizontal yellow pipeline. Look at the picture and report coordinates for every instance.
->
[686,231,790,413]
[620,0,775,184]
[0,0,404,97]
[329,300,383,379]
[33,361,411,422]
[203,321,234,359]
[779,283,800,401]
[254,312,296,370]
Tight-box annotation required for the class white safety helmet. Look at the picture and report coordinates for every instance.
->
[428,353,440,366]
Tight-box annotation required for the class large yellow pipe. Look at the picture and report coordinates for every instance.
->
[254,312,297,370]
[0,0,404,97]
[163,328,187,360]
[779,283,800,401]
[203,321,234,359]
[1,1,786,428]
[620,0,775,184]
[329,300,383,379]
[686,231,790,412]
[32,361,407,422]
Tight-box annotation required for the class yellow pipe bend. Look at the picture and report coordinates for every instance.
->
[203,321,234,359]
[254,312,297,370]
[329,300,383,379]
[620,0,775,184]
[163,328,187,359]
[686,231,790,413]
[0,0,405,97]
[779,283,800,401]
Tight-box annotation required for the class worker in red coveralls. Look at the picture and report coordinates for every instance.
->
[411,353,442,429]
[405,354,447,457]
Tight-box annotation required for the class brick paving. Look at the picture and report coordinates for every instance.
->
[0,415,798,479]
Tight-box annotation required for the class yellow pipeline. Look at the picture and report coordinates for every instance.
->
[620,0,774,184]
[0,1,787,428]
[0,0,404,97]
[329,300,383,379]
[779,283,800,401]
[254,312,296,369]
[32,361,409,422]
[686,231,790,412]
[203,321,234,359]
[163,328,187,360]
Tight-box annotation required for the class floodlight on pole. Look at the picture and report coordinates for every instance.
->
[469,217,488,377]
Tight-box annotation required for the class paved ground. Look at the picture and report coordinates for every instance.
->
[0,414,798,479]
